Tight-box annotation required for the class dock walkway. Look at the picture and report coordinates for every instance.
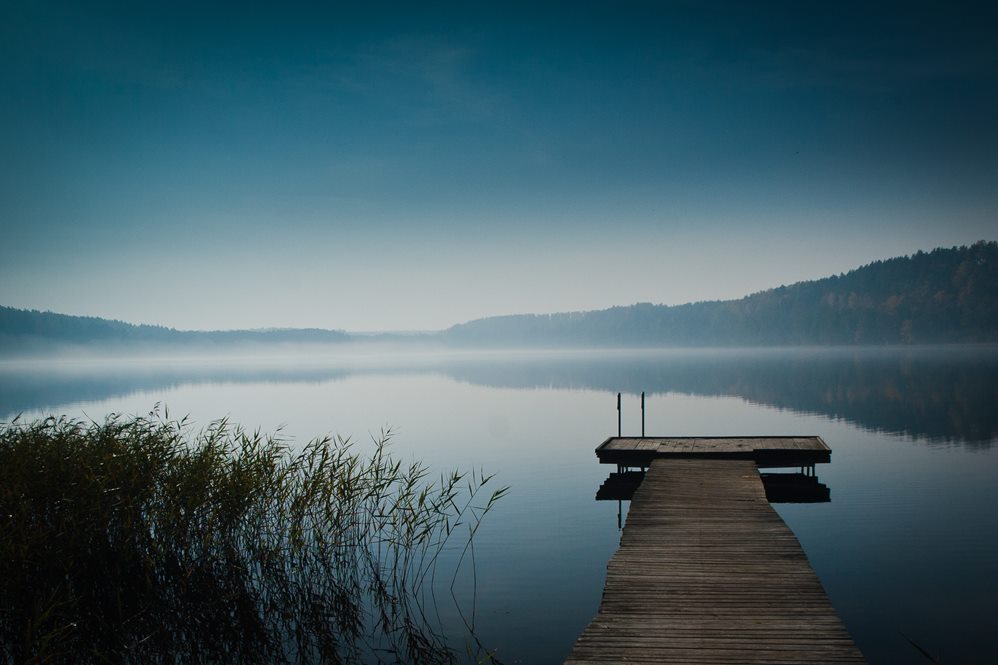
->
[565,459,865,664]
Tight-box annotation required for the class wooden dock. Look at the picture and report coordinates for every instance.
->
[597,436,831,468]
[565,459,865,664]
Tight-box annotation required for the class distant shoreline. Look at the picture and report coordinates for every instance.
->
[4,241,997,350]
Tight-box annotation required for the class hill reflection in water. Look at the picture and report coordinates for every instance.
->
[2,346,996,445]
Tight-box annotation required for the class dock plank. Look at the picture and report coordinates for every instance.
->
[564,459,865,664]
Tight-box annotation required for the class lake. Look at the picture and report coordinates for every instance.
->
[2,345,997,664]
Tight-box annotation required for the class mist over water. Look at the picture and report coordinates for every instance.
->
[5,345,996,445]
[3,345,997,663]
[6,1,998,660]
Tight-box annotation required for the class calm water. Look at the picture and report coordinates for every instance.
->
[3,346,997,664]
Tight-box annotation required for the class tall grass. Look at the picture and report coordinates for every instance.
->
[0,410,507,664]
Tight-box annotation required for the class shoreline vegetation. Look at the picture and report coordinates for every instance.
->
[0,411,508,664]
[2,241,997,354]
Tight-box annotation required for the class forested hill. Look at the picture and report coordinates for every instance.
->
[444,241,998,346]
[0,307,349,352]
[4,242,996,352]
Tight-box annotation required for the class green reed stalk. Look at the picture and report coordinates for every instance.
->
[0,411,507,665]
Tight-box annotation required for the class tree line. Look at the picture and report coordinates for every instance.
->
[443,241,998,346]
[4,241,997,350]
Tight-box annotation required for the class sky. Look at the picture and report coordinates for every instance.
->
[1,1,996,332]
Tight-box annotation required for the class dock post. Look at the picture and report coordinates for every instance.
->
[641,391,645,437]
[616,392,621,436]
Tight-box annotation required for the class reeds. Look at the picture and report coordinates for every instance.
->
[0,410,507,664]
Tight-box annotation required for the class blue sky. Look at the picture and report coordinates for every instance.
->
[2,1,996,331]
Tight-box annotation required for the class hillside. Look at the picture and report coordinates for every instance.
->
[443,241,998,346]
[4,242,996,352]
[0,308,349,353]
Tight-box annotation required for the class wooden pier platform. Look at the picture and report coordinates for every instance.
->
[597,436,831,468]
[565,459,865,664]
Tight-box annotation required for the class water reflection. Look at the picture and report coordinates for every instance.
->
[2,348,997,664]
[444,347,998,445]
[596,470,830,504]
[1,346,996,444]
[759,472,830,503]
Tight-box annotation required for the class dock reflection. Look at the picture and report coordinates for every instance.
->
[597,469,829,503]
[597,469,830,527]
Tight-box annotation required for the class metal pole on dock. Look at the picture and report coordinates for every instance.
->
[641,391,645,437]
[617,392,621,437]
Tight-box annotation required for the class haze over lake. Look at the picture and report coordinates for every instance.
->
[4,345,996,663]
[5,2,998,662]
